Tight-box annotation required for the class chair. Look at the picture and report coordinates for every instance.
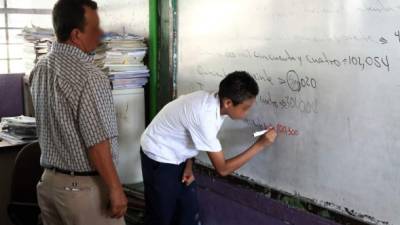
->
[7,141,43,225]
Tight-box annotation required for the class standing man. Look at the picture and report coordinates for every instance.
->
[30,0,127,224]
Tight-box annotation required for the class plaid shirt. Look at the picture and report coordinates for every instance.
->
[30,42,119,172]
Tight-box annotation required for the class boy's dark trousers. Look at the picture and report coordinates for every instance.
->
[140,150,201,225]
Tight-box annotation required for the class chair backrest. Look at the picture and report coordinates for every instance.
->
[0,73,25,119]
[9,141,43,204]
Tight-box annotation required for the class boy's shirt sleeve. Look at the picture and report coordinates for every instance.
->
[186,109,222,152]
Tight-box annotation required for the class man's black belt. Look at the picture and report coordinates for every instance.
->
[44,166,99,176]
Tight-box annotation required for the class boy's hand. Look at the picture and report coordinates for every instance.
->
[182,160,195,186]
[256,128,277,146]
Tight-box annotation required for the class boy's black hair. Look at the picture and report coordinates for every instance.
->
[52,0,98,42]
[218,71,259,105]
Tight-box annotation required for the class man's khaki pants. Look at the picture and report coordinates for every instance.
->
[37,169,126,225]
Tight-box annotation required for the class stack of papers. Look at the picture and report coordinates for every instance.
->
[0,116,37,145]
[20,25,54,42]
[20,25,55,74]
[95,32,149,90]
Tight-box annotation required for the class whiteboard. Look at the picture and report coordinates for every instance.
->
[176,1,400,224]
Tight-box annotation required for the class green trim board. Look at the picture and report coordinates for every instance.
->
[148,0,158,119]
[157,0,175,111]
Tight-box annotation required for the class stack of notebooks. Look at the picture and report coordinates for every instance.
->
[95,32,149,90]
[20,25,55,75]
[0,116,37,145]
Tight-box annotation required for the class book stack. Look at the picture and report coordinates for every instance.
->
[95,32,149,90]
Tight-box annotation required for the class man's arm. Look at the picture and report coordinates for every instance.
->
[88,139,128,218]
[207,129,277,176]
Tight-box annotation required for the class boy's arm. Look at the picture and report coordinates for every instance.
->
[207,129,277,176]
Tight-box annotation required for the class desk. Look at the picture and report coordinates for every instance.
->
[0,139,27,149]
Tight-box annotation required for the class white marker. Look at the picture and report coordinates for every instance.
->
[253,127,274,137]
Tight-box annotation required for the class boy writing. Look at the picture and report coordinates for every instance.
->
[140,71,277,225]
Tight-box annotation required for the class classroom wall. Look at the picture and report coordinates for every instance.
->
[113,89,146,184]
[96,0,149,37]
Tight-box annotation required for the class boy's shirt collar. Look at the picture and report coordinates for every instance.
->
[213,92,228,122]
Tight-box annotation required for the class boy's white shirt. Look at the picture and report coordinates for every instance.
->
[141,91,227,165]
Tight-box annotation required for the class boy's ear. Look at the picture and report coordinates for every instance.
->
[222,98,233,109]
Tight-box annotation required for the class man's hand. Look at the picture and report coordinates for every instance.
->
[109,186,128,218]
[182,159,195,186]
[87,139,128,219]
